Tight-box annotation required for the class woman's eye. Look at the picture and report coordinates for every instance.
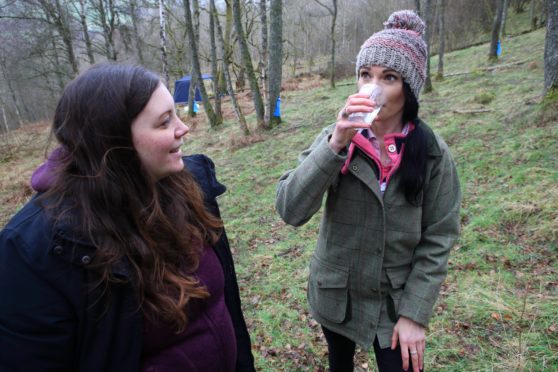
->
[360,71,369,78]
[160,116,171,127]
[385,74,398,81]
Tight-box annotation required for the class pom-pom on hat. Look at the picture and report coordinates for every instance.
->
[355,10,427,99]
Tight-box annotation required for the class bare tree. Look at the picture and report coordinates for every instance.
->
[186,0,200,117]
[211,0,250,135]
[159,0,169,86]
[128,0,145,65]
[35,0,79,76]
[415,0,422,15]
[489,0,505,61]
[502,0,509,36]
[259,0,268,117]
[91,0,118,60]
[423,0,433,93]
[314,0,337,89]
[183,0,219,127]
[75,0,95,64]
[0,51,22,127]
[209,0,223,125]
[545,0,558,94]
[436,0,446,80]
[267,0,282,127]
[232,0,265,129]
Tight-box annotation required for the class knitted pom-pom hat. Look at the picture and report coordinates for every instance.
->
[355,10,427,99]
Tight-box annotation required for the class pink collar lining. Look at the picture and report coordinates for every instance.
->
[341,123,414,190]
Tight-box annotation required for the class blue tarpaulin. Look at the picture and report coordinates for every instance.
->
[173,74,212,103]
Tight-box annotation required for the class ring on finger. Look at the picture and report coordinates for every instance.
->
[410,350,418,355]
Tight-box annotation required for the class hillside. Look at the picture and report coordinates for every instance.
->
[1,28,556,371]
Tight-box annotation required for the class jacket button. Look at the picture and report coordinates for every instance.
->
[53,245,63,255]
[351,165,359,172]
[81,255,92,265]
[317,280,323,287]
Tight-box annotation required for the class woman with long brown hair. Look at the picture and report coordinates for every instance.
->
[0,63,254,371]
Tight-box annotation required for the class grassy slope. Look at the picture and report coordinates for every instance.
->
[185,28,557,371]
[0,18,556,372]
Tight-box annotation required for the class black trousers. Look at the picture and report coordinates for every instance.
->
[322,326,420,372]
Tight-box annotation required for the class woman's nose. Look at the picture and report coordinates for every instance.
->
[175,119,189,138]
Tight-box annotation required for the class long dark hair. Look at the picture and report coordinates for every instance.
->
[41,63,222,331]
[396,82,427,205]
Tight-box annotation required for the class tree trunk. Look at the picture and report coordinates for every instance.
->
[489,0,505,61]
[209,0,223,126]
[129,0,145,65]
[43,7,67,89]
[0,56,23,126]
[267,0,283,127]
[314,0,337,89]
[415,0,421,15]
[78,0,95,64]
[2,105,9,133]
[183,0,218,127]
[259,0,269,120]
[95,0,117,60]
[330,0,337,89]
[39,0,79,77]
[232,0,265,129]
[187,0,200,117]
[211,0,250,135]
[530,0,537,30]
[436,0,446,80]
[544,0,558,94]
[423,0,433,93]
[159,0,169,87]
[502,0,509,36]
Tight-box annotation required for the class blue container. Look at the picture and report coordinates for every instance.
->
[496,40,502,56]
[273,97,281,117]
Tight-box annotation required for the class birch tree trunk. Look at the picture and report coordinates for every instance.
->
[232,0,265,129]
[211,0,250,135]
[436,0,446,80]
[183,0,218,127]
[423,0,433,93]
[159,0,169,87]
[489,0,505,61]
[187,0,200,117]
[259,0,269,120]
[209,0,222,125]
[545,0,558,94]
[267,0,282,127]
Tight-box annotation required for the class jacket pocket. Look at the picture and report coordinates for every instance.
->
[308,256,349,323]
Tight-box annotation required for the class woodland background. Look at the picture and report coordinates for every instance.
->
[1,0,557,370]
[0,0,551,132]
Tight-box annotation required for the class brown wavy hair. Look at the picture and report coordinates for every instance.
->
[41,63,222,332]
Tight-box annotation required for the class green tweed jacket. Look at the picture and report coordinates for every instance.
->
[275,120,461,348]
